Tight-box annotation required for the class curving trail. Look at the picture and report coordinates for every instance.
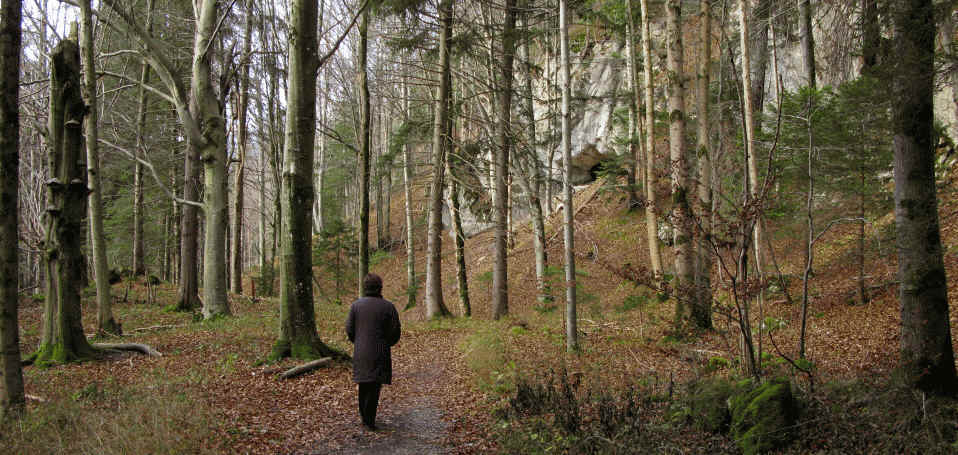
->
[207,326,491,454]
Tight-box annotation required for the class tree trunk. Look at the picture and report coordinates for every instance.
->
[272,0,338,360]
[401,57,416,307]
[176,135,201,309]
[748,0,771,273]
[230,4,253,295]
[37,37,97,365]
[560,0,577,352]
[639,0,663,278]
[625,0,642,210]
[314,70,327,235]
[799,115,814,358]
[131,0,154,278]
[858,136,867,305]
[425,0,453,319]
[375,111,384,249]
[357,8,371,295]
[0,0,25,419]
[376,107,394,249]
[693,0,712,330]
[492,0,516,320]
[940,7,958,138]
[892,0,958,395]
[738,0,760,377]
[79,0,118,335]
[193,0,230,319]
[446,149,470,317]
[800,0,816,89]
[520,9,549,303]
[667,0,694,330]
[862,0,881,73]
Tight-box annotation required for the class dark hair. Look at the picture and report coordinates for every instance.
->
[362,273,383,297]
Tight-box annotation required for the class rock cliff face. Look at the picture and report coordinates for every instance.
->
[532,39,630,186]
[443,11,958,238]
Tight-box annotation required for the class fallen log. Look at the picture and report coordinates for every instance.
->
[93,343,163,357]
[131,324,182,333]
[279,357,332,380]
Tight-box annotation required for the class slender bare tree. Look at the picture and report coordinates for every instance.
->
[425,0,453,319]
[560,0,577,352]
[231,1,254,295]
[79,0,118,335]
[666,0,694,329]
[693,0,713,329]
[357,7,371,295]
[492,0,517,320]
[131,0,155,278]
[639,0,662,278]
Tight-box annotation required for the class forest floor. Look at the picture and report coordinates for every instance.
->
[4,174,958,453]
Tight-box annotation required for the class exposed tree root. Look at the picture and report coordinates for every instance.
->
[279,357,332,380]
[93,343,162,357]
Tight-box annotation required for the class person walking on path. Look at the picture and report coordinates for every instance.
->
[346,273,402,430]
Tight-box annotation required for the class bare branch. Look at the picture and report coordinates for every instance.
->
[98,138,205,210]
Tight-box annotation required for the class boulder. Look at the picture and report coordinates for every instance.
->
[730,378,799,455]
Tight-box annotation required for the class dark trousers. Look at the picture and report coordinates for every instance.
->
[357,382,382,428]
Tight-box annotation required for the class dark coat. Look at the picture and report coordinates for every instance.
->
[345,296,401,384]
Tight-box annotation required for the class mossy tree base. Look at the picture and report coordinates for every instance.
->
[269,338,348,363]
[31,341,99,367]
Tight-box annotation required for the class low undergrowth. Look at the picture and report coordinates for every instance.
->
[493,369,958,454]
[0,380,216,454]
[783,377,958,454]
[493,369,734,454]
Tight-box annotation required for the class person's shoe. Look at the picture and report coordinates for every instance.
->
[363,421,377,431]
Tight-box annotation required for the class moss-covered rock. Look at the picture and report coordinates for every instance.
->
[689,378,735,433]
[730,377,798,455]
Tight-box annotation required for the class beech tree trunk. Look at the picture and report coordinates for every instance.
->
[37,37,97,365]
[693,0,713,330]
[639,0,663,278]
[425,0,453,319]
[0,0,25,419]
[738,0,760,377]
[748,0,770,273]
[131,0,154,277]
[273,0,337,360]
[357,8,371,295]
[519,10,549,303]
[446,149,470,317]
[800,0,816,89]
[192,0,231,319]
[230,3,253,295]
[560,0,578,352]
[492,0,516,320]
[625,0,642,210]
[79,0,118,335]
[401,58,416,307]
[314,71,327,235]
[892,0,958,395]
[666,0,694,329]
